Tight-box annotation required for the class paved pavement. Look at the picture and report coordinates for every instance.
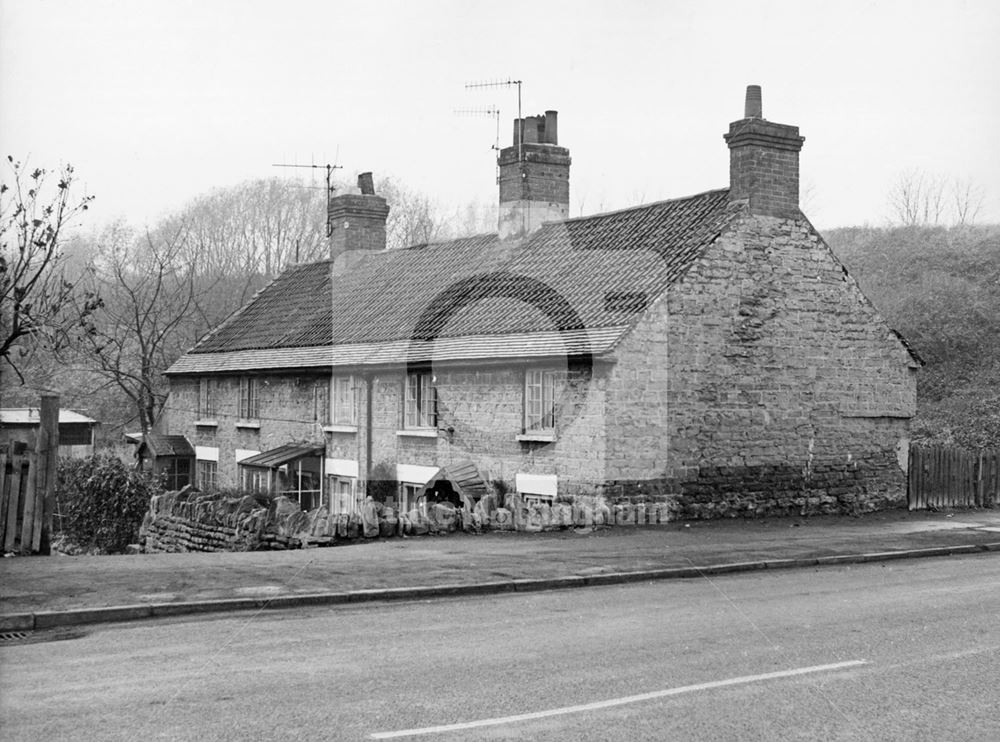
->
[2,509,999,630]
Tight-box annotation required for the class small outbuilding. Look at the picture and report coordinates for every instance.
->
[136,433,196,491]
[0,408,99,458]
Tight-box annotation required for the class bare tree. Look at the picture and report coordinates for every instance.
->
[167,177,327,279]
[0,157,99,382]
[952,177,985,226]
[75,222,213,433]
[889,169,947,226]
[376,176,453,249]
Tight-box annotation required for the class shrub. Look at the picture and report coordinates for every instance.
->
[367,461,398,504]
[56,455,163,553]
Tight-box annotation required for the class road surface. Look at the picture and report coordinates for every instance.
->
[2,554,998,740]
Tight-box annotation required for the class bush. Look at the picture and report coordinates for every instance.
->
[56,455,163,553]
[367,461,398,504]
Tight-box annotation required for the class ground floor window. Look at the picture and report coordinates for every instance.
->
[198,460,218,491]
[240,466,267,494]
[398,482,423,513]
[163,457,192,491]
[325,475,358,514]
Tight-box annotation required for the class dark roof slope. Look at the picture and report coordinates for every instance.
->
[138,434,195,458]
[184,189,736,363]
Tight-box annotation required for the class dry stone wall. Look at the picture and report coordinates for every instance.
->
[139,488,679,553]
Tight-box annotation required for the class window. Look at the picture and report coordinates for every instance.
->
[198,460,218,491]
[313,381,330,425]
[240,466,267,494]
[404,372,437,429]
[332,376,356,425]
[399,482,422,513]
[59,424,92,446]
[198,378,215,417]
[525,369,562,432]
[163,458,192,491]
[239,377,259,420]
[325,476,357,514]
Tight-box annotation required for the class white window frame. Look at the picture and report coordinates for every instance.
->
[198,377,215,418]
[240,466,267,494]
[399,482,422,513]
[524,369,562,432]
[313,380,330,425]
[404,371,437,429]
[239,376,259,420]
[198,459,218,491]
[325,475,358,514]
[332,376,356,425]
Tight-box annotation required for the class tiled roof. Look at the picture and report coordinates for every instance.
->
[170,189,738,373]
[138,434,195,458]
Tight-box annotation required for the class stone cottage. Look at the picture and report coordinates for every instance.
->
[164,86,919,519]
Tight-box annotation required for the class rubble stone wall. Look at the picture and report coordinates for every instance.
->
[603,213,917,517]
[140,488,676,554]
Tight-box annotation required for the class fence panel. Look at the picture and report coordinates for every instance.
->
[1,449,43,554]
[909,445,1000,510]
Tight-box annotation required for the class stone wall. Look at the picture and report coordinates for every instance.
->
[604,213,917,517]
[140,488,674,554]
[168,360,610,501]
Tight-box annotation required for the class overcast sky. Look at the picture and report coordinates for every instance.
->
[2,0,998,232]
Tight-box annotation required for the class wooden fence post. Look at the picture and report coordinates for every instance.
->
[36,394,59,555]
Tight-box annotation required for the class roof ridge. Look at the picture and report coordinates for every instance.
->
[545,187,730,227]
[398,231,499,252]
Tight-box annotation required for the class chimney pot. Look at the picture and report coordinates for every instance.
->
[357,172,375,195]
[544,110,558,144]
[745,85,763,118]
[523,116,540,144]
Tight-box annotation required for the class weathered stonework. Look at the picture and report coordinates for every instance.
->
[603,214,916,516]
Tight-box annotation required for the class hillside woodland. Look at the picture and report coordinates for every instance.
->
[826,225,1000,448]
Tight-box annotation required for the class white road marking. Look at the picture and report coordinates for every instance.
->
[370,659,868,739]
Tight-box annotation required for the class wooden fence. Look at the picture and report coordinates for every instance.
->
[0,446,45,554]
[908,445,1000,510]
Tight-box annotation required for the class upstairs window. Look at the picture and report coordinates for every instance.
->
[198,378,215,418]
[239,377,259,419]
[404,371,437,429]
[525,369,562,432]
[332,376,356,425]
[313,381,330,425]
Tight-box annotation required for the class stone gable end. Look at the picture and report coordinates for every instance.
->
[603,213,917,518]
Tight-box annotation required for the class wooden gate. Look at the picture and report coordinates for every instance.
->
[0,446,44,554]
[908,445,1000,510]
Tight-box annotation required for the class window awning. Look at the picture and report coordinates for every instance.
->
[239,443,324,469]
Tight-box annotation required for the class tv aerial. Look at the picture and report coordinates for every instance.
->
[272,159,343,237]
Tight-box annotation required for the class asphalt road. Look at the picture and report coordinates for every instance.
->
[2,554,998,741]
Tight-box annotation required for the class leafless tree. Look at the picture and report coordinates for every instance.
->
[952,177,985,226]
[75,222,215,433]
[0,157,99,383]
[889,169,947,226]
[167,177,327,278]
[376,176,453,249]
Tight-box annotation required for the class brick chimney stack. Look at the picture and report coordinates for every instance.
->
[497,111,571,239]
[328,172,390,259]
[724,86,805,218]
